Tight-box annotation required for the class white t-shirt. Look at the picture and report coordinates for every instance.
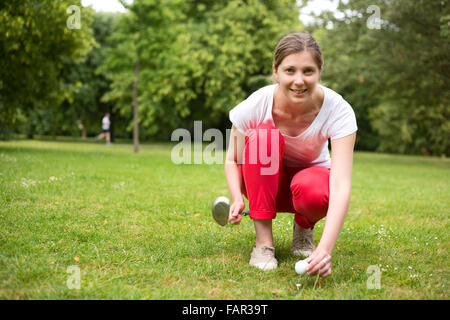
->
[102,116,110,130]
[229,84,357,168]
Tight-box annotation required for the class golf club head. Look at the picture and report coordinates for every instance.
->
[211,196,230,226]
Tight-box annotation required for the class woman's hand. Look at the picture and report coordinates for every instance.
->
[225,126,246,226]
[305,247,332,278]
[228,198,245,225]
[302,133,356,278]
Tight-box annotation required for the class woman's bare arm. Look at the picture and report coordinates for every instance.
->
[306,132,356,277]
[224,125,246,224]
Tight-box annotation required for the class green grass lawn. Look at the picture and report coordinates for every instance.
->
[0,139,449,299]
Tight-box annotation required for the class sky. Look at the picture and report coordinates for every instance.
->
[81,0,340,25]
[81,0,129,12]
[300,0,340,24]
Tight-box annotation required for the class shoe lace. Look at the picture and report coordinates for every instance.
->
[261,246,275,256]
[293,229,314,248]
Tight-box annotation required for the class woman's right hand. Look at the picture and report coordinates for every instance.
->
[228,198,245,225]
[225,126,246,225]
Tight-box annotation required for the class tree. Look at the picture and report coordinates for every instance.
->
[66,12,120,139]
[0,0,96,139]
[101,0,303,142]
[312,0,449,156]
[31,11,121,139]
[100,0,187,151]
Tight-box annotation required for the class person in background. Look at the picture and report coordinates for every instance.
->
[96,113,112,145]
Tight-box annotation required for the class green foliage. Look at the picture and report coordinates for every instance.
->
[370,101,450,156]
[58,12,121,138]
[0,0,96,138]
[101,0,302,140]
[313,0,449,156]
[3,0,447,155]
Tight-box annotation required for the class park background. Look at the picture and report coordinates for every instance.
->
[1,0,448,156]
[0,0,449,300]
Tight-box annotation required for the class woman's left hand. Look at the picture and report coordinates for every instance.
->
[305,247,332,278]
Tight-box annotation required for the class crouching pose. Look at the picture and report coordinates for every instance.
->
[225,32,357,277]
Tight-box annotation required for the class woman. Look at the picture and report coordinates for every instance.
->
[224,32,357,277]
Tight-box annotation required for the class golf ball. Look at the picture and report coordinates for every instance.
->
[295,259,309,275]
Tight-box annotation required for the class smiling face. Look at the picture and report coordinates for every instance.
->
[272,50,322,106]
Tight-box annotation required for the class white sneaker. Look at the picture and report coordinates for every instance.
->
[291,220,315,257]
[249,245,278,271]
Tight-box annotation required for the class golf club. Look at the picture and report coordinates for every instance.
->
[211,196,249,226]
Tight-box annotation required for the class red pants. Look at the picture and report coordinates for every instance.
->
[241,124,329,229]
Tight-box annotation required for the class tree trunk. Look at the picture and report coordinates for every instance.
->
[133,61,140,153]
